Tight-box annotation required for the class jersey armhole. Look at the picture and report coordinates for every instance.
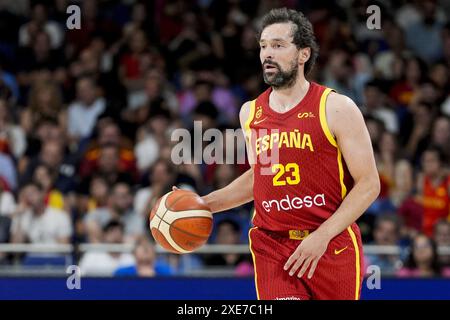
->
[319,88,338,148]
[244,99,257,141]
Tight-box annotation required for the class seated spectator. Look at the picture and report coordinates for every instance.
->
[323,50,358,104]
[404,101,435,162]
[377,131,398,200]
[362,80,398,134]
[433,219,450,268]
[74,175,110,243]
[18,3,63,49]
[20,80,66,137]
[79,143,135,186]
[134,103,174,172]
[178,79,223,124]
[390,55,426,108]
[365,214,403,275]
[389,159,414,208]
[429,116,450,161]
[78,175,110,214]
[10,182,72,244]
[190,101,220,168]
[416,146,450,237]
[19,117,62,162]
[114,236,174,277]
[118,29,164,93]
[67,76,106,146]
[121,3,153,44]
[16,30,65,88]
[32,164,65,210]
[20,139,77,194]
[404,0,444,64]
[125,68,179,114]
[84,182,143,243]
[364,115,385,150]
[69,42,127,108]
[134,159,176,219]
[203,219,252,273]
[79,221,134,276]
[397,234,450,277]
[79,118,137,179]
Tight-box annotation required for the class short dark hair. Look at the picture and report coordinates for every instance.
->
[217,218,241,233]
[103,220,124,233]
[423,145,446,163]
[258,8,319,75]
[405,234,441,275]
[374,214,400,234]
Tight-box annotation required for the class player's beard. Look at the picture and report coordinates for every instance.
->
[263,59,299,89]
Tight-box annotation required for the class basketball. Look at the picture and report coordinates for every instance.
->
[149,189,213,254]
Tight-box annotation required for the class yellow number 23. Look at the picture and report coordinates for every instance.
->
[272,163,300,186]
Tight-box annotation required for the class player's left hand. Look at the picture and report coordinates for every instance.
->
[284,230,330,279]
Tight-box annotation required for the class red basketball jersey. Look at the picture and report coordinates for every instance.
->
[245,82,354,231]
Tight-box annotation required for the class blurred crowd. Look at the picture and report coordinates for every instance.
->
[0,0,449,278]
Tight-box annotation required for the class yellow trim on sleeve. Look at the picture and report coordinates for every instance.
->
[244,100,256,141]
[319,88,337,148]
[248,226,260,300]
[347,226,361,300]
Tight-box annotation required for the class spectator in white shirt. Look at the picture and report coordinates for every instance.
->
[10,182,72,244]
[18,3,64,49]
[67,76,106,146]
[79,220,134,276]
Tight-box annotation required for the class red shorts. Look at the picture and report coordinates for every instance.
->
[248,223,364,300]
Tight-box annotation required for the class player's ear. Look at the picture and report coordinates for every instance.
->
[298,47,311,65]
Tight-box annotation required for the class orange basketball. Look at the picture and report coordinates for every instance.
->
[149,189,213,254]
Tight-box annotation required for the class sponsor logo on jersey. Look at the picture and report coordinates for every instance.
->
[261,194,326,212]
[297,112,315,119]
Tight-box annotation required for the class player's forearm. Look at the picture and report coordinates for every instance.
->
[316,176,380,241]
[202,168,254,213]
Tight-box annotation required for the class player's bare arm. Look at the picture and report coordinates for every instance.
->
[284,92,380,278]
[200,101,255,213]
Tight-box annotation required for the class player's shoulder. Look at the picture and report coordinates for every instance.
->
[326,91,359,113]
[324,91,365,134]
[239,100,253,126]
[240,100,252,114]
[325,91,363,122]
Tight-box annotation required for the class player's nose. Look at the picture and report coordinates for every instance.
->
[260,47,275,61]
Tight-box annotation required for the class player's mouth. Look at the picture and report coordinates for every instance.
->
[264,63,278,71]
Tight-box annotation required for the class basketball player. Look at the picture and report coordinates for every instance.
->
[182,8,380,300]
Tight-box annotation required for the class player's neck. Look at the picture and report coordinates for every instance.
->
[270,76,310,112]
